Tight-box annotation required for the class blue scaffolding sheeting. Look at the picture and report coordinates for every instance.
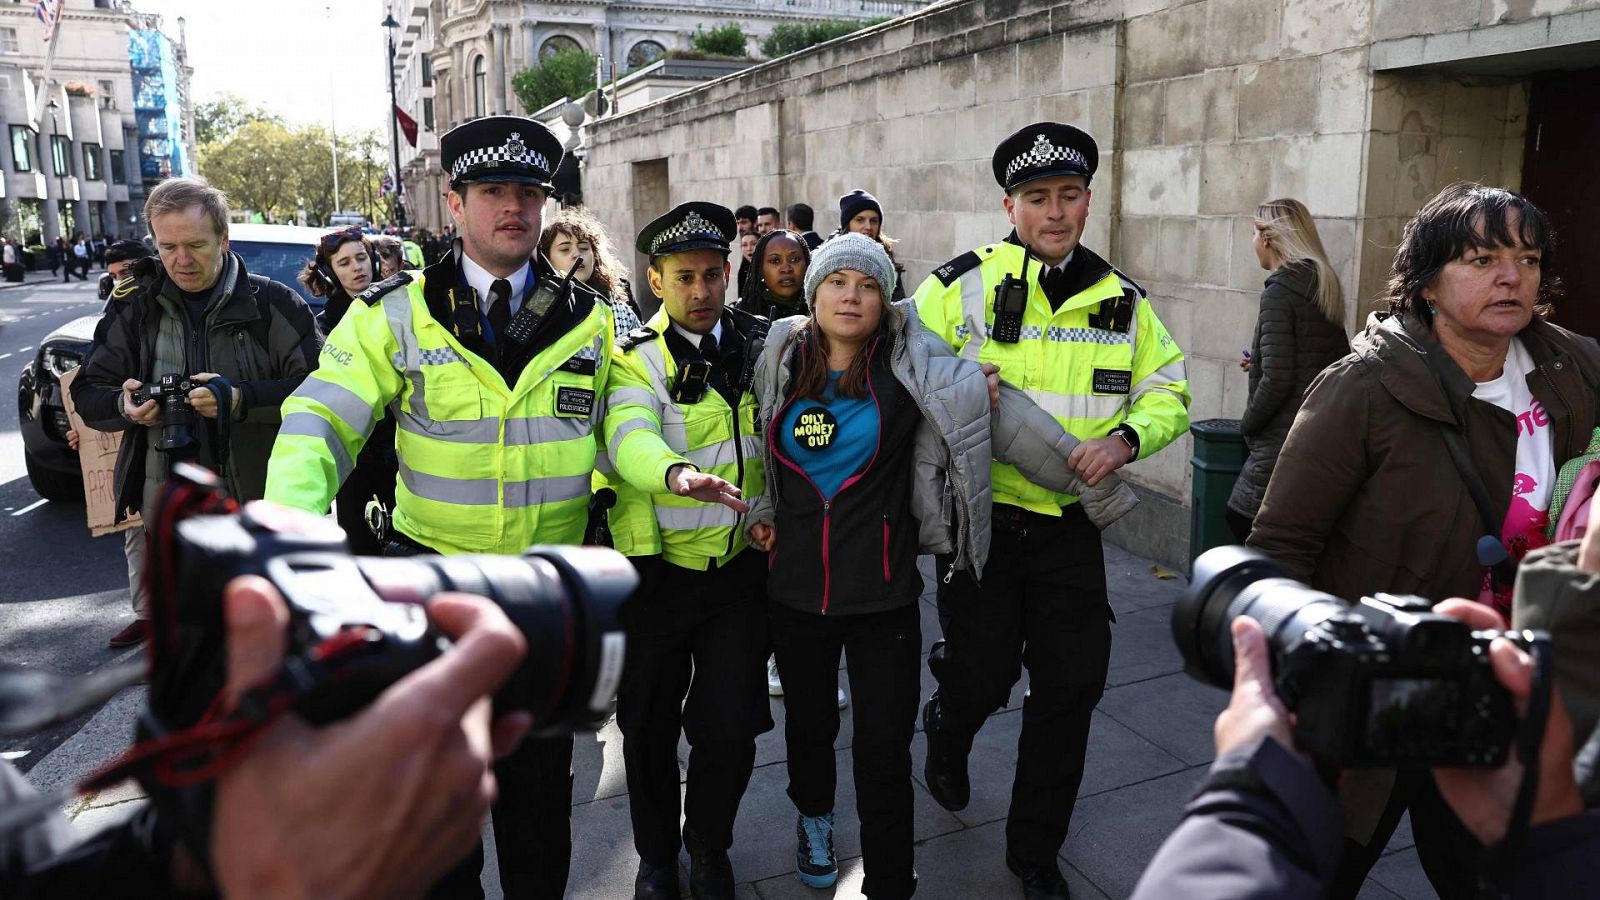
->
[129,28,189,182]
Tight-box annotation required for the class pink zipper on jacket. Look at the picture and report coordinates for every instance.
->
[768,337,885,614]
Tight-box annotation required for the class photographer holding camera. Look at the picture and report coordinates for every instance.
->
[1247,183,1600,896]
[71,177,319,650]
[1138,593,1597,899]
[0,572,532,898]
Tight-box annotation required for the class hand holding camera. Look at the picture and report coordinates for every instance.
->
[211,574,531,898]
[121,377,161,426]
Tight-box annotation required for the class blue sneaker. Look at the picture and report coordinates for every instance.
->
[795,812,838,888]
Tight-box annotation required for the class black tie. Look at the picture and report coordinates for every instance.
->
[1041,267,1068,309]
[699,333,719,361]
[487,278,512,340]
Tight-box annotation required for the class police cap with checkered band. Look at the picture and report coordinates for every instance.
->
[635,202,736,259]
[991,122,1098,192]
[442,116,563,189]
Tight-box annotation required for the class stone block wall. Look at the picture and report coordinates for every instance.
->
[582,0,1581,567]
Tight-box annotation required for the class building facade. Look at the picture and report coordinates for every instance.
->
[580,0,1600,568]
[0,0,194,247]
[389,0,930,232]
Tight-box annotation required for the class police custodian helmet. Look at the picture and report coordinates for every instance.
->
[992,122,1099,192]
[636,202,737,259]
[441,116,564,190]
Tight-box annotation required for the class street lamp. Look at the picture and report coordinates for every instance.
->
[46,98,69,240]
[382,12,407,230]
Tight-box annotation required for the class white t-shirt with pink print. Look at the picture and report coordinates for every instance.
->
[1471,337,1554,617]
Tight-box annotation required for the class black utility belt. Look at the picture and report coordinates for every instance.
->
[991,502,1088,536]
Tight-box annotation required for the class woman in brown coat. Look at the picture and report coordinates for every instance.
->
[1226,198,1349,540]
[1250,182,1600,899]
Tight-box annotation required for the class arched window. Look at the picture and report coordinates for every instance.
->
[540,35,582,61]
[472,55,486,118]
[626,40,666,71]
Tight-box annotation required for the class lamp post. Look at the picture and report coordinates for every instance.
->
[46,98,69,240]
[382,12,406,229]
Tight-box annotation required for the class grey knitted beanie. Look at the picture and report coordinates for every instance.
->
[803,232,898,309]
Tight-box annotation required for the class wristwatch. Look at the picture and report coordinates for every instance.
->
[1109,425,1140,460]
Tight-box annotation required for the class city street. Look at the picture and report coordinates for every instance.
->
[0,273,135,774]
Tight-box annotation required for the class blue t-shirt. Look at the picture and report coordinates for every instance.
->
[777,370,879,499]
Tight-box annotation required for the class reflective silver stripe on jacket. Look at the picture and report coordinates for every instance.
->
[633,339,689,449]
[278,411,354,483]
[956,267,988,363]
[682,434,763,471]
[1130,360,1190,407]
[399,461,499,505]
[396,412,501,443]
[383,291,429,420]
[505,472,594,508]
[1024,389,1127,423]
[655,503,740,531]
[506,416,592,445]
[296,378,376,437]
[606,386,660,415]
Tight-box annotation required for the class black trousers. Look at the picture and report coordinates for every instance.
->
[334,420,398,556]
[772,601,921,900]
[929,503,1113,867]
[1329,772,1484,900]
[426,735,574,900]
[616,551,773,866]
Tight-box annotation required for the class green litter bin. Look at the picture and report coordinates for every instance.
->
[1189,418,1246,566]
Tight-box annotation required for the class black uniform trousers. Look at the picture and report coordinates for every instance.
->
[771,601,922,900]
[617,550,773,866]
[381,540,571,900]
[333,419,398,555]
[929,502,1113,867]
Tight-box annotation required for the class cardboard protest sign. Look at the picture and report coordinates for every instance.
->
[58,367,139,536]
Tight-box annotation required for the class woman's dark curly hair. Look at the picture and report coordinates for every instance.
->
[1386,182,1558,326]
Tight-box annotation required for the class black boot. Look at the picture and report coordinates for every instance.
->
[922,697,971,811]
[633,859,679,900]
[1006,851,1071,900]
[683,825,735,900]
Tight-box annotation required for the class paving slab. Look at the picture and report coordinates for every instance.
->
[1105,603,1186,687]
[1368,846,1437,900]
[1096,671,1229,766]
[1060,765,1210,897]
[727,748,966,887]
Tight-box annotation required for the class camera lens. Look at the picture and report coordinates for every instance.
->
[358,545,634,734]
[1173,546,1350,688]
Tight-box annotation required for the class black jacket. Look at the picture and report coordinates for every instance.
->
[765,334,922,615]
[1227,261,1349,518]
[71,254,319,519]
[1130,737,1600,900]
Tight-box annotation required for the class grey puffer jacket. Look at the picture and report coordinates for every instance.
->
[746,300,1138,582]
[1227,261,1349,519]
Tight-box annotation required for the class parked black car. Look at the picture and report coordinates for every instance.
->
[17,314,96,500]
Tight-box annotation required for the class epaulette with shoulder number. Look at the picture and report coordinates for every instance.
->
[620,326,657,351]
[355,271,413,306]
[1111,267,1147,299]
[931,249,985,287]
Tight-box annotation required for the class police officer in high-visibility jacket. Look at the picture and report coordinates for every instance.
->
[264,116,610,899]
[914,122,1191,900]
[599,202,772,900]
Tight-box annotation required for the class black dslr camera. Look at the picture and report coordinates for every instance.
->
[1174,546,1521,768]
[114,464,636,866]
[131,372,198,453]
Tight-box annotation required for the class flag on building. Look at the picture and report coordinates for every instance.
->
[394,104,418,148]
[35,0,63,40]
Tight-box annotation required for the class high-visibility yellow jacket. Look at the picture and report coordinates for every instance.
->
[914,240,1190,516]
[401,240,424,268]
[598,308,765,570]
[265,259,612,554]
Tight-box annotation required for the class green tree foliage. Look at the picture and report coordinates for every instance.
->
[198,119,391,225]
[194,92,283,147]
[761,18,888,58]
[692,22,748,57]
[512,49,597,114]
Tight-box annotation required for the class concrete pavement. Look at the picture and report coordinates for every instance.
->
[35,543,1436,898]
